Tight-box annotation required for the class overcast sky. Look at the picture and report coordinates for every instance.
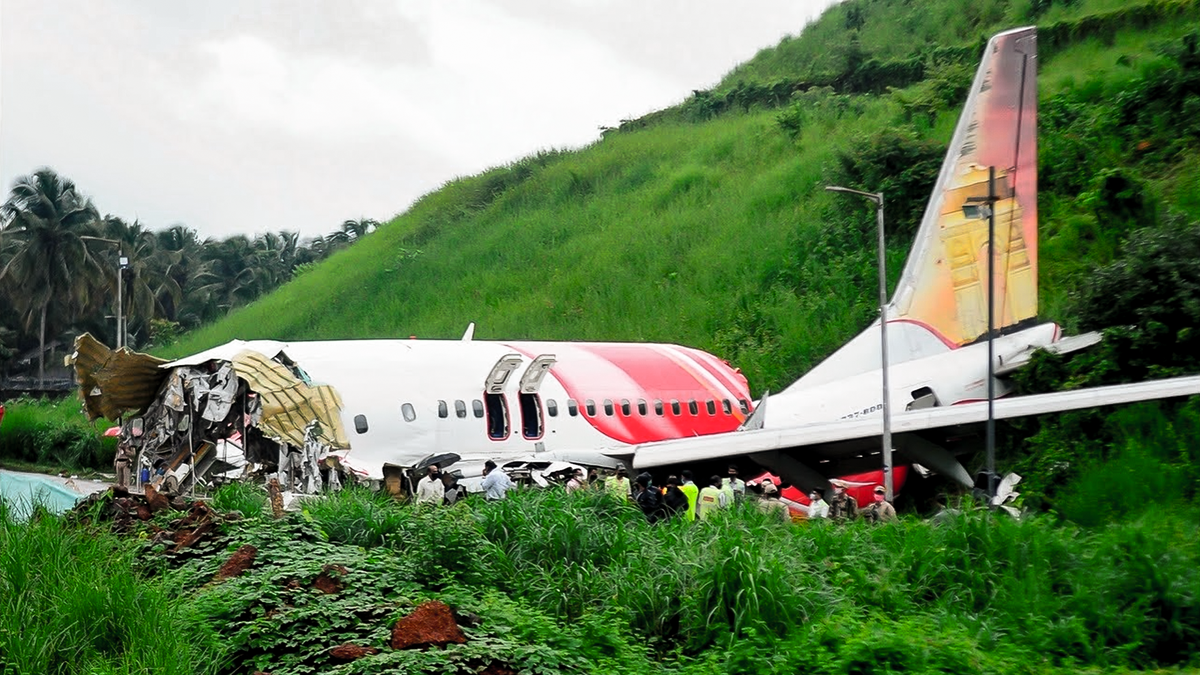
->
[1,0,835,240]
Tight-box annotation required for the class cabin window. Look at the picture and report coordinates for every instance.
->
[722,399,732,415]
[654,400,664,416]
[706,400,716,416]
[401,403,417,422]
[473,399,485,418]
[353,414,368,434]
[437,400,448,418]
[585,399,596,416]
[485,393,509,440]
[739,399,750,414]
[547,399,558,417]
[688,400,699,416]
[567,399,579,417]
[620,399,631,416]
[519,393,542,439]
[603,399,614,416]
[637,399,647,415]
[454,400,467,419]
[670,399,681,416]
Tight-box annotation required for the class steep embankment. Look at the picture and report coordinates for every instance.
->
[169,0,1200,400]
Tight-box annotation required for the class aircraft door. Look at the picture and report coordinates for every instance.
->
[484,354,523,440]
[517,355,556,440]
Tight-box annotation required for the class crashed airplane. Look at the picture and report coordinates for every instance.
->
[71,26,1200,501]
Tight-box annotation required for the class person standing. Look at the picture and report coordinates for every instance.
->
[113,440,133,489]
[634,472,665,523]
[757,479,790,522]
[442,471,467,505]
[828,480,858,521]
[481,460,513,501]
[662,475,689,520]
[807,488,830,520]
[696,475,730,521]
[415,464,444,505]
[861,485,897,523]
[606,466,631,500]
[679,470,700,521]
[722,465,746,502]
[566,468,585,493]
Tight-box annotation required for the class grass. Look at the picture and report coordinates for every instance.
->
[0,498,222,675]
[0,396,116,471]
[5,484,1194,675]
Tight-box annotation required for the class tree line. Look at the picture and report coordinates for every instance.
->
[0,168,381,384]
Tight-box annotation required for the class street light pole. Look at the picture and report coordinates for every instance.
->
[825,185,892,501]
[116,253,124,349]
[985,167,996,501]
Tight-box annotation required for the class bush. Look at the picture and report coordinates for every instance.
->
[0,396,115,471]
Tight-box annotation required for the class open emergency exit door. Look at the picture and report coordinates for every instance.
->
[483,354,522,440]
[517,355,556,440]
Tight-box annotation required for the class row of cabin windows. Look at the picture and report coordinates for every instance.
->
[356,396,753,438]
[429,397,751,420]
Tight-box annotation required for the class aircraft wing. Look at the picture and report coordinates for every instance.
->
[629,375,1200,486]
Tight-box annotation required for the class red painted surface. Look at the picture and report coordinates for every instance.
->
[506,342,752,445]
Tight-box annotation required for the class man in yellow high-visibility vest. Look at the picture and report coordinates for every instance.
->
[696,474,730,521]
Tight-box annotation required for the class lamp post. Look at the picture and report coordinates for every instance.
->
[117,254,129,349]
[962,167,998,500]
[825,185,892,501]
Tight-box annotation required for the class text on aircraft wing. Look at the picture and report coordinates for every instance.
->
[631,375,1200,469]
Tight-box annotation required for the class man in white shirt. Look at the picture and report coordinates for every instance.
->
[480,460,513,500]
[415,465,444,505]
[807,489,830,519]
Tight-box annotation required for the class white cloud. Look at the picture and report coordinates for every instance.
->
[1,0,834,238]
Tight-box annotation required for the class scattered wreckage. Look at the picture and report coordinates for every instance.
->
[71,334,581,500]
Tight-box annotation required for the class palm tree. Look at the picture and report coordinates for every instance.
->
[0,169,102,385]
[325,218,379,251]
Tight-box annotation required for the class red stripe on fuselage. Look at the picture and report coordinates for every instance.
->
[505,342,751,445]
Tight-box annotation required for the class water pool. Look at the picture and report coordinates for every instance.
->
[0,469,85,518]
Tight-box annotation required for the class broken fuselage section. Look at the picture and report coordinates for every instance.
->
[72,334,351,496]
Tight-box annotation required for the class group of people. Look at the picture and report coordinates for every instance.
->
[411,459,897,524]
[592,465,898,525]
[414,459,515,506]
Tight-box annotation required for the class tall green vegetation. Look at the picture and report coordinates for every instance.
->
[0,170,103,385]
[63,487,1198,674]
[0,397,116,471]
[0,499,221,675]
[0,170,382,377]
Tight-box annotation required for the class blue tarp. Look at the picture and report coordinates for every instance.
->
[0,470,83,518]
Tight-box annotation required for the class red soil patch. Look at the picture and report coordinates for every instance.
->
[329,643,379,661]
[390,601,467,649]
[215,544,258,581]
[313,564,347,595]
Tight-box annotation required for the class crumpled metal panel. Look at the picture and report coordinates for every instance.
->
[71,333,169,421]
[229,350,349,450]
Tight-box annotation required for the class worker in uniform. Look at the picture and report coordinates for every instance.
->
[113,440,133,489]
[696,474,730,521]
[861,485,897,523]
[828,479,858,521]
[679,470,700,521]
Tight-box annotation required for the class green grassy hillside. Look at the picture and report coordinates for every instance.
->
[168,0,1200,397]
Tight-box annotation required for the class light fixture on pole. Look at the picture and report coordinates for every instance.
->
[824,185,893,501]
[117,254,130,349]
[962,167,998,500]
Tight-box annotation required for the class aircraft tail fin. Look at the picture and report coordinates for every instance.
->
[790,27,1039,391]
[889,26,1039,344]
